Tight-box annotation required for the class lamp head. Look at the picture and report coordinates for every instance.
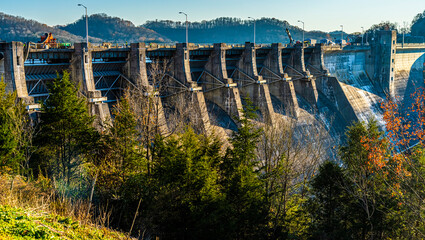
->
[77,4,81,6]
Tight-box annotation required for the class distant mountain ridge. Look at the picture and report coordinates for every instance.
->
[3,11,425,44]
[142,17,339,44]
[57,13,169,43]
[0,12,88,43]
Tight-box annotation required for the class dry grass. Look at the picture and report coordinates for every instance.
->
[0,173,131,239]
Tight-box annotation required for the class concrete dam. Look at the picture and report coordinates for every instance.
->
[0,30,424,144]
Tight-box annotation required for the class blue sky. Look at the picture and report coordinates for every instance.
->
[1,0,423,33]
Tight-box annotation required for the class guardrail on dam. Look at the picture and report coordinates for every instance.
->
[1,30,424,137]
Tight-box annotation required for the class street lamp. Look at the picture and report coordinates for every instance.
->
[361,27,364,45]
[77,4,89,49]
[248,17,256,45]
[298,20,304,48]
[340,25,344,46]
[179,12,188,48]
[402,21,407,48]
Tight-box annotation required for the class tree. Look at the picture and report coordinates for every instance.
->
[0,77,32,175]
[219,97,268,239]
[94,93,144,200]
[257,117,327,239]
[339,120,398,239]
[145,128,224,239]
[308,161,352,240]
[34,71,98,186]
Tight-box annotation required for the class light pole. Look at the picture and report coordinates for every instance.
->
[298,20,304,48]
[361,27,364,45]
[340,25,344,46]
[248,17,256,45]
[179,12,188,47]
[403,21,407,48]
[77,4,89,48]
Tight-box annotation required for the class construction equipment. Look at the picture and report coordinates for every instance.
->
[285,28,294,46]
[38,32,58,49]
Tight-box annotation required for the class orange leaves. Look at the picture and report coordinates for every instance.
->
[360,134,388,172]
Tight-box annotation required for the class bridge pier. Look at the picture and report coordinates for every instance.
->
[262,43,299,117]
[200,43,243,122]
[233,42,275,123]
[72,43,110,125]
[0,42,33,103]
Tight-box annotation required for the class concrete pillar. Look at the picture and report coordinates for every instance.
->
[72,42,110,124]
[174,43,197,88]
[290,44,319,106]
[263,43,299,117]
[202,43,243,120]
[129,43,149,87]
[168,43,211,134]
[128,43,168,134]
[368,30,397,97]
[309,44,330,74]
[0,42,32,103]
[234,42,275,123]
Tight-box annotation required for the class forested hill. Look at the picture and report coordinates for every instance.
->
[0,12,87,43]
[57,13,170,43]
[143,17,338,44]
[411,10,425,38]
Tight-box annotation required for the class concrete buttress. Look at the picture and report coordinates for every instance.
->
[128,43,168,134]
[286,44,319,106]
[72,43,110,126]
[201,43,243,121]
[0,42,33,103]
[167,43,211,134]
[263,43,299,117]
[234,42,275,123]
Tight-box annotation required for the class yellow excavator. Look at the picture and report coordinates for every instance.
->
[38,32,58,49]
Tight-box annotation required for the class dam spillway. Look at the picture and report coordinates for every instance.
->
[0,30,424,142]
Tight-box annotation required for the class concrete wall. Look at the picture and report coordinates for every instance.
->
[323,50,384,124]
[0,42,31,101]
[393,48,425,103]
[0,58,4,77]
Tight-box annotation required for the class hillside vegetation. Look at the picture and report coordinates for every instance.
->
[3,68,425,238]
[57,14,169,43]
[0,12,88,43]
[0,174,129,240]
[143,17,340,44]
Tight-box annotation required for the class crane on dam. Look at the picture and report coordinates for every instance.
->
[285,28,294,46]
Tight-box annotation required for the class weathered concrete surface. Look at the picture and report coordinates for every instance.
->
[126,43,169,134]
[166,43,212,134]
[393,48,425,104]
[234,42,275,123]
[323,50,384,124]
[287,45,318,107]
[0,42,32,103]
[202,43,243,122]
[262,43,299,117]
[72,43,110,125]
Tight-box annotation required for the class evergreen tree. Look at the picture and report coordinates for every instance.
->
[95,94,144,200]
[308,161,353,239]
[34,71,98,185]
[145,128,223,239]
[220,97,268,239]
[0,78,30,175]
[338,120,398,239]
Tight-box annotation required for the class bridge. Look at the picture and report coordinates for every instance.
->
[1,30,424,137]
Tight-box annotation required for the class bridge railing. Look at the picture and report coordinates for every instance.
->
[396,43,425,48]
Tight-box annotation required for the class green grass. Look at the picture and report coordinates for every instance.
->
[0,205,128,239]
